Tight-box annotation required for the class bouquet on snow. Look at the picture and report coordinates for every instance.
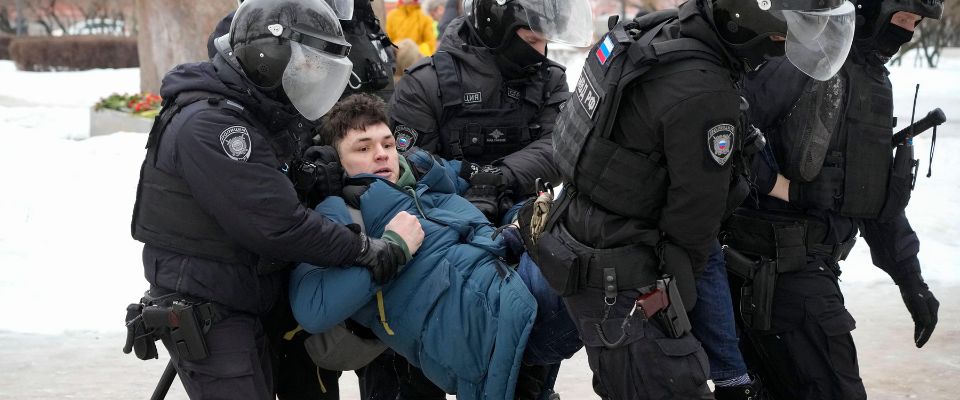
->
[95,93,162,119]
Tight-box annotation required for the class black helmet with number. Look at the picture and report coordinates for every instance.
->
[464,0,594,48]
[853,0,943,64]
[711,0,856,80]
[226,0,355,121]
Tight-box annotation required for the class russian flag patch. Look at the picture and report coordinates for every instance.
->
[595,35,614,65]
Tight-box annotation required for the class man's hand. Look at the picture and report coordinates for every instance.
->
[385,211,424,255]
[898,274,940,348]
[788,166,843,210]
[294,146,344,206]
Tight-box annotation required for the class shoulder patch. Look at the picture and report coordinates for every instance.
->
[574,68,600,118]
[394,125,418,153]
[220,126,252,162]
[707,123,735,166]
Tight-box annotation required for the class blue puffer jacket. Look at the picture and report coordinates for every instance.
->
[290,150,537,400]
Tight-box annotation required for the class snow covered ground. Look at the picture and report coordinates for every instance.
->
[1,48,959,399]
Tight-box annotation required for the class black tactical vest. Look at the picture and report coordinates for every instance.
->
[774,58,894,218]
[431,51,555,165]
[131,92,288,273]
[837,60,894,218]
[341,1,395,100]
[552,10,726,220]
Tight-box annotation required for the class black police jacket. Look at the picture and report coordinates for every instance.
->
[389,16,569,198]
[138,56,362,315]
[562,0,743,272]
[743,51,922,282]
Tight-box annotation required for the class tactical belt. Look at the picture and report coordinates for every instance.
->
[722,211,856,268]
[553,222,661,297]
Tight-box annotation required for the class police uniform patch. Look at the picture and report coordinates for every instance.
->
[574,68,600,118]
[707,124,736,166]
[487,129,506,143]
[394,125,418,153]
[220,126,252,162]
[464,92,482,104]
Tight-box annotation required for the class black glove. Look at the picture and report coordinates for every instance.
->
[353,233,408,285]
[897,274,939,348]
[294,146,344,207]
[461,163,511,223]
[788,166,843,210]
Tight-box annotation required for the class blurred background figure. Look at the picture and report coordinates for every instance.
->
[422,0,446,39]
[386,0,437,55]
[437,0,464,38]
[393,38,423,82]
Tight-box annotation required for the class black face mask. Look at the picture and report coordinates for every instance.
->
[867,23,915,65]
[495,32,547,80]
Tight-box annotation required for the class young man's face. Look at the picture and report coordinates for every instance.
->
[336,122,400,183]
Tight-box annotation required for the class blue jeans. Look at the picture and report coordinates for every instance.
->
[688,241,748,381]
[517,253,584,366]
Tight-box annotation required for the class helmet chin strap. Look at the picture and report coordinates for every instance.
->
[214,34,246,75]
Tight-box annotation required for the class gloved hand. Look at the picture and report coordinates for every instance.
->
[461,163,511,222]
[294,146,344,206]
[788,166,843,210]
[897,274,939,348]
[354,234,407,285]
[353,211,424,284]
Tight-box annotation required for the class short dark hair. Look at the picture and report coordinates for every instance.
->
[318,94,390,146]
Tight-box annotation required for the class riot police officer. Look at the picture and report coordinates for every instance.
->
[535,0,856,398]
[206,3,405,399]
[725,1,943,399]
[387,0,593,398]
[129,0,423,398]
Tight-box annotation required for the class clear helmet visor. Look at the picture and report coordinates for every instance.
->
[782,1,855,81]
[281,41,353,121]
[325,0,354,20]
[518,0,594,47]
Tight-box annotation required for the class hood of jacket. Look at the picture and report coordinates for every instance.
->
[436,17,498,70]
[158,55,301,134]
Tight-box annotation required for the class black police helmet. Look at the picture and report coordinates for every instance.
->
[230,0,349,90]
[711,0,849,67]
[854,0,943,40]
[467,0,531,49]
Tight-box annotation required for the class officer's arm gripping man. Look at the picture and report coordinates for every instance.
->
[390,63,567,198]
[174,110,362,266]
[496,64,568,197]
[658,88,741,277]
[860,211,939,347]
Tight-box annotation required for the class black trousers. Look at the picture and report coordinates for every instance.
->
[162,312,274,400]
[564,287,710,400]
[731,259,867,400]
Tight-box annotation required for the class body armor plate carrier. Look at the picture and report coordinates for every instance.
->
[432,51,552,165]
[131,92,290,274]
[552,10,725,219]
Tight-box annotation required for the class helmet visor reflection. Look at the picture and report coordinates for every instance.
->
[783,0,855,81]
[325,0,354,20]
[519,0,594,47]
[281,41,353,121]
